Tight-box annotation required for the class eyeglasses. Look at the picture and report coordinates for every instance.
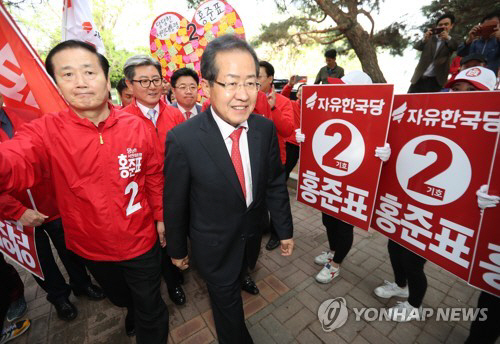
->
[131,78,162,88]
[213,80,260,93]
[175,85,198,93]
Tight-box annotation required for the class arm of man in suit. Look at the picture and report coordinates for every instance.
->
[314,68,322,84]
[265,124,294,256]
[438,31,459,51]
[414,29,432,51]
[164,129,191,269]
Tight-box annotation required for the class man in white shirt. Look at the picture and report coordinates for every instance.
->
[164,35,294,344]
[171,67,202,120]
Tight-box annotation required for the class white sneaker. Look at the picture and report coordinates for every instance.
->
[315,263,339,283]
[374,280,409,298]
[388,301,422,322]
[314,251,334,265]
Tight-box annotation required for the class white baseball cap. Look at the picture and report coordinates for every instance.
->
[327,70,373,85]
[445,66,496,91]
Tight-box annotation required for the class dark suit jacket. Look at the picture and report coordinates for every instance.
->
[410,35,459,87]
[172,102,202,116]
[164,109,293,285]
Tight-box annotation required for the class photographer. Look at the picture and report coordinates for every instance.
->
[457,11,500,75]
[408,13,458,93]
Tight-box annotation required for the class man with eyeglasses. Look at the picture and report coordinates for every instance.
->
[171,67,202,120]
[122,55,187,307]
[0,40,168,343]
[164,34,294,344]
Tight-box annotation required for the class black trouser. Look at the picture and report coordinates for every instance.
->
[465,291,500,344]
[160,246,182,290]
[79,242,168,344]
[388,240,427,307]
[284,142,300,181]
[408,76,442,93]
[32,219,92,304]
[322,213,354,264]
[0,254,24,330]
[206,279,253,344]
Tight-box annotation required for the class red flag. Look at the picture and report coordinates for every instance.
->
[0,3,67,114]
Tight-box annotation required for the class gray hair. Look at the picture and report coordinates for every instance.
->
[123,55,161,81]
[200,34,259,84]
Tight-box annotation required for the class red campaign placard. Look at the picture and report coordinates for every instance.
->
[0,3,67,114]
[371,92,499,282]
[0,219,44,279]
[467,137,500,297]
[297,84,394,230]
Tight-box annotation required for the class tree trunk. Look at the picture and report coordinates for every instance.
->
[315,0,387,83]
[345,24,387,83]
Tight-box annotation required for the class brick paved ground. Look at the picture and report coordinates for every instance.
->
[6,188,486,344]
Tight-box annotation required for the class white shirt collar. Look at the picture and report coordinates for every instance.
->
[210,107,248,140]
[136,100,160,119]
[177,103,199,116]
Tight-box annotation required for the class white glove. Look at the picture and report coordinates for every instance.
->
[476,185,499,209]
[295,128,305,143]
[375,143,391,162]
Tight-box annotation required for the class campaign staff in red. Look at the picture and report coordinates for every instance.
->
[0,93,105,322]
[0,41,168,343]
[122,55,186,306]
[164,34,294,343]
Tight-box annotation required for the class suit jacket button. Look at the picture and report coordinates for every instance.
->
[241,235,246,240]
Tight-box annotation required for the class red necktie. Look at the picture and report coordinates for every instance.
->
[185,111,191,120]
[229,127,246,199]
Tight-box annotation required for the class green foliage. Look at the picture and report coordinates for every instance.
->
[372,22,410,56]
[418,0,500,43]
[254,0,408,57]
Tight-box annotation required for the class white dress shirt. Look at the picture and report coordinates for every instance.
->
[136,101,160,126]
[177,103,199,120]
[211,108,253,207]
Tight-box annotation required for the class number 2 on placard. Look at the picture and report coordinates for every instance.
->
[322,123,352,171]
[125,182,142,216]
[407,140,452,200]
[187,23,199,41]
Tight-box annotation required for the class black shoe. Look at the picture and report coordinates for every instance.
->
[241,275,259,295]
[125,310,135,337]
[168,286,186,305]
[265,237,280,251]
[74,284,106,300]
[53,298,78,321]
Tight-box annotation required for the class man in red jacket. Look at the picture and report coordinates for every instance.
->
[0,41,168,344]
[258,61,295,251]
[122,55,186,305]
[0,94,104,322]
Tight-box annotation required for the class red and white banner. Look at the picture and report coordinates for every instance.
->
[297,84,394,230]
[0,3,67,114]
[0,219,44,279]
[371,92,499,287]
[62,0,105,55]
[467,138,500,297]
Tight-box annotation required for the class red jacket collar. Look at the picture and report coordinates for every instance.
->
[66,102,118,129]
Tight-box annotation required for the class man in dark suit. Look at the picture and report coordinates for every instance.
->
[408,13,458,93]
[171,67,203,119]
[164,35,294,344]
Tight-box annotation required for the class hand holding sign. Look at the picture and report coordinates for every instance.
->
[476,185,499,209]
[19,209,48,227]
